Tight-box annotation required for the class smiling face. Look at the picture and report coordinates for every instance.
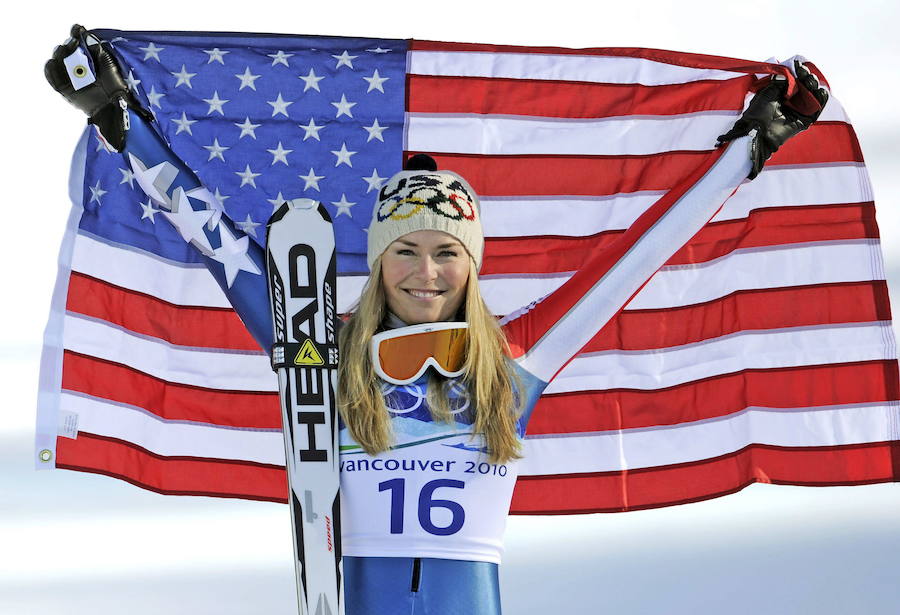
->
[380,230,470,325]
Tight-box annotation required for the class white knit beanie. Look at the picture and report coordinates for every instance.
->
[367,155,483,271]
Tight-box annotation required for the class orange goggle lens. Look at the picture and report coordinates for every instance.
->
[373,325,468,384]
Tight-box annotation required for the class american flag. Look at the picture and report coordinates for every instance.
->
[36,30,900,514]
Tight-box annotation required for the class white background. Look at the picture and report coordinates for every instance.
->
[2,1,898,613]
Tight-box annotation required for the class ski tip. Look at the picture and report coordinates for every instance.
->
[291,198,319,211]
[267,199,324,228]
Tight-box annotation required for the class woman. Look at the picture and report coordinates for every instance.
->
[337,157,524,614]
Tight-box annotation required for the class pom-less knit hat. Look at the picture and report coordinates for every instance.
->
[367,154,484,270]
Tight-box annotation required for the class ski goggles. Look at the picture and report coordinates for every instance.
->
[370,322,468,385]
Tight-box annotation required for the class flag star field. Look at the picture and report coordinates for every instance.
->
[86,33,407,274]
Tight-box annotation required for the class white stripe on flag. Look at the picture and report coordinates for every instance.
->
[409,50,744,85]
[482,164,869,239]
[628,239,882,310]
[61,391,285,465]
[482,193,665,239]
[407,112,737,156]
[63,314,277,392]
[68,236,885,320]
[712,164,870,223]
[481,240,883,316]
[818,97,850,122]
[70,231,367,314]
[63,385,894,475]
[519,402,897,475]
[71,233,232,308]
[545,322,895,394]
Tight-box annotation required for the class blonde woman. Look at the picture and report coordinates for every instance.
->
[338,157,526,614]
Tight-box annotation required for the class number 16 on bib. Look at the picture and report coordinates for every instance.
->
[266,199,343,615]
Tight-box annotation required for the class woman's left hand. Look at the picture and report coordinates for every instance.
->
[716,60,829,180]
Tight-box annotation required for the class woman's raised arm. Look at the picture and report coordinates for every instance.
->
[46,25,274,349]
[501,64,828,389]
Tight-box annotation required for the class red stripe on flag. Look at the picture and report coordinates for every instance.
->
[56,432,288,503]
[483,203,877,274]
[528,360,900,435]
[66,272,261,351]
[768,122,864,167]
[427,151,714,197]
[407,74,750,118]
[61,350,282,429]
[56,434,898,513]
[510,440,900,514]
[588,282,893,352]
[419,127,859,198]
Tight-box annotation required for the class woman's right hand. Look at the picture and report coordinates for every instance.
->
[44,24,151,152]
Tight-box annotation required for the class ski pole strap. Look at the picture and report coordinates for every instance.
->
[271,340,339,370]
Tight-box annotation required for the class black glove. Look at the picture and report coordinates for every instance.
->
[44,24,152,152]
[716,60,829,180]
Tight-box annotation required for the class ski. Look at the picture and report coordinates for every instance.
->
[266,199,343,615]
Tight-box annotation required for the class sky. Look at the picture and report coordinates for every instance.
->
[2,1,899,614]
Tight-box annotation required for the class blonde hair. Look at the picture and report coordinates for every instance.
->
[338,258,522,463]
